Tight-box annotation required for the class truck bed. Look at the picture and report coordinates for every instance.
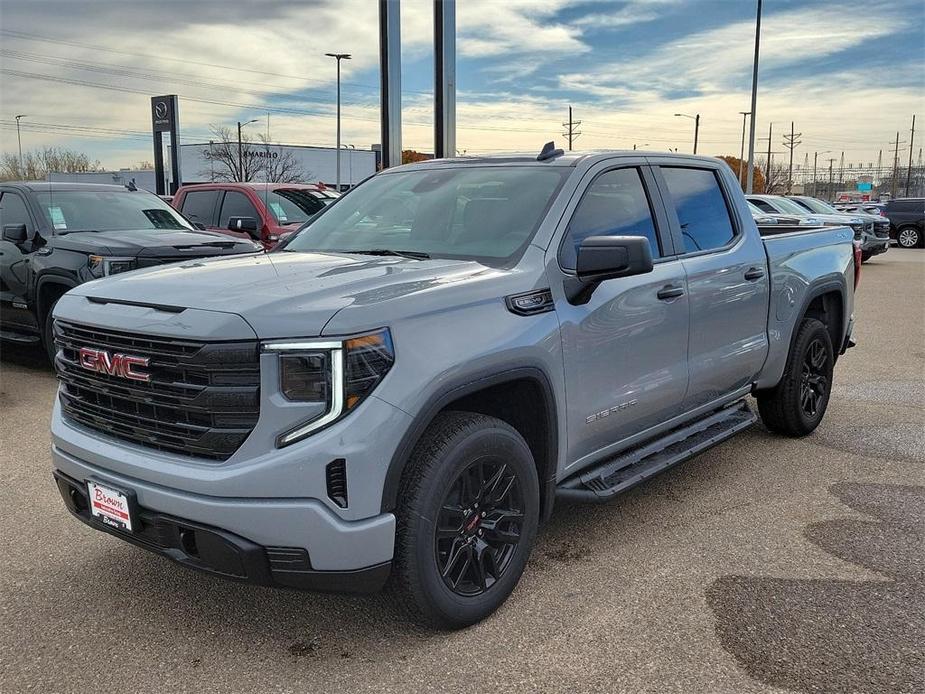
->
[756,223,856,390]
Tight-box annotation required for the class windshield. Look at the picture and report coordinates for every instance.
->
[263,189,330,225]
[794,197,840,215]
[771,197,814,215]
[284,166,569,263]
[35,190,193,232]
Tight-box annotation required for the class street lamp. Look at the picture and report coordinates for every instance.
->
[738,111,751,186]
[746,0,763,193]
[633,143,649,150]
[237,119,260,181]
[325,52,352,191]
[674,113,700,154]
[15,114,26,175]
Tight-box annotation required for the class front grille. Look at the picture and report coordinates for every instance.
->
[55,321,260,460]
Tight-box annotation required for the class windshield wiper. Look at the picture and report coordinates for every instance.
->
[343,249,431,260]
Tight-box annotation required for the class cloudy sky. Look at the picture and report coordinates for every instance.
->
[1,0,923,170]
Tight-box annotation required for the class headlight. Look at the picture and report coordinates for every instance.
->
[265,328,394,446]
[88,255,137,277]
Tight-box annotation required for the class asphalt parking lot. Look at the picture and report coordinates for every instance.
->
[1,250,923,694]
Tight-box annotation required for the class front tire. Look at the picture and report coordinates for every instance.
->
[896,226,922,249]
[42,299,59,365]
[390,411,540,629]
[757,318,834,437]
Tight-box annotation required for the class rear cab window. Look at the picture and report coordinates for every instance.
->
[661,168,736,253]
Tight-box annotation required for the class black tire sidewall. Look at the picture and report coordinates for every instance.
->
[42,300,58,364]
[791,320,834,433]
[405,420,539,627]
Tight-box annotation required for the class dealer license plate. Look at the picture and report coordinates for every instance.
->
[86,481,134,532]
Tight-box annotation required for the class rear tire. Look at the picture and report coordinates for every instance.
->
[861,250,872,262]
[389,411,540,629]
[896,226,922,249]
[757,318,833,437]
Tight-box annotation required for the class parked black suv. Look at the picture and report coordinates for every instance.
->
[884,198,924,248]
[0,182,261,360]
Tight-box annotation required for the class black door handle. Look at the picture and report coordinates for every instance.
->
[657,285,685,300]
[744,267,765,281]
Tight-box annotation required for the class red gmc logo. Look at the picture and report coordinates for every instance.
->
[78,347,150,382]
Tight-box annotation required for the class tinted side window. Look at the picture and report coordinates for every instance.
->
[219,191,259,227]
[560,168,660,270]
[181,190,220,225]
[663,168,736,253]
[0,192,33,233]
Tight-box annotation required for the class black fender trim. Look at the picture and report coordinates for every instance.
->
[380,366,559,521]
[792,278,848,357]
[35,274,79,322]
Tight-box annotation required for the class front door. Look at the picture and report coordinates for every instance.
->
[0,191,39,331]
[654,164,770,411]
[549,164,690,471]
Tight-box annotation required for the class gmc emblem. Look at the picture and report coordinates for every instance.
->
[78,347,150,382]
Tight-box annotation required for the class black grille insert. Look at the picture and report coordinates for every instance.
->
[326,459,348,508]
[55,320,259,460]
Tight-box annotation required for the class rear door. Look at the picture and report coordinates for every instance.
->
[549,163,690,469]
[654,163,770,411]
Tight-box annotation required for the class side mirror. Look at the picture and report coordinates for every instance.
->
[566,235,654,305]
[227,216,260,239]
[2,224,28,243]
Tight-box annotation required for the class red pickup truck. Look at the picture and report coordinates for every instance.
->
[172,182,338,248]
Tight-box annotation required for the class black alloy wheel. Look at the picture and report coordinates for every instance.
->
[435,460,524,596]
[800,338,829,418]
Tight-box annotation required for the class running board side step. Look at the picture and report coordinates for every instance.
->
[557,401,757,503]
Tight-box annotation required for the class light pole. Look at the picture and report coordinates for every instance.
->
[237,119,259,181]
[746,0,762,193]
[15,114,26,175]
[674,113,700,154]
[738,111,750,186]
[325,52,352,191]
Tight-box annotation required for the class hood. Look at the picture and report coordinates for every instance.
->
[69,250,518,339]
[52,228,262,256]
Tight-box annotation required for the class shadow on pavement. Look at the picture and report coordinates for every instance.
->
[706,482,925,693]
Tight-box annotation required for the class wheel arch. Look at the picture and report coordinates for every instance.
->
[381,367,560,522]
[36,275,78,324]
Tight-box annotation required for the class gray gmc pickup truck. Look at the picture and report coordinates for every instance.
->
[50,149,859,628]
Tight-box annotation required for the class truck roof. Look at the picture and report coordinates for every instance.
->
[392,150,723,171]
[1,181,142,193]
[176,182,328,191]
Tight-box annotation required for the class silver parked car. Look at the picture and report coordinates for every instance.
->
[789,196,891,259]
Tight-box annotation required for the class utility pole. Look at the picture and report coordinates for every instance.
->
[765,122,773,192]
[889,132,905,199]
[812,151,818,198]
[14,114,26,175]
[738,111,750,186]
[562,106,581,151]
[746,0,762,193]
[237,119,259,182]
[906,114,916,197]
[782,121,801,194]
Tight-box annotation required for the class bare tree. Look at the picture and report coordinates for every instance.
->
[256,134,307,183]
[1,146,103,181]
[199,125,264,182]
[755,157,789,194]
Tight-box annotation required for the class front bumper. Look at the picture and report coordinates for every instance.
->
[860,233,890,255]
[53,470,390,592]
[51,438,396,574]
